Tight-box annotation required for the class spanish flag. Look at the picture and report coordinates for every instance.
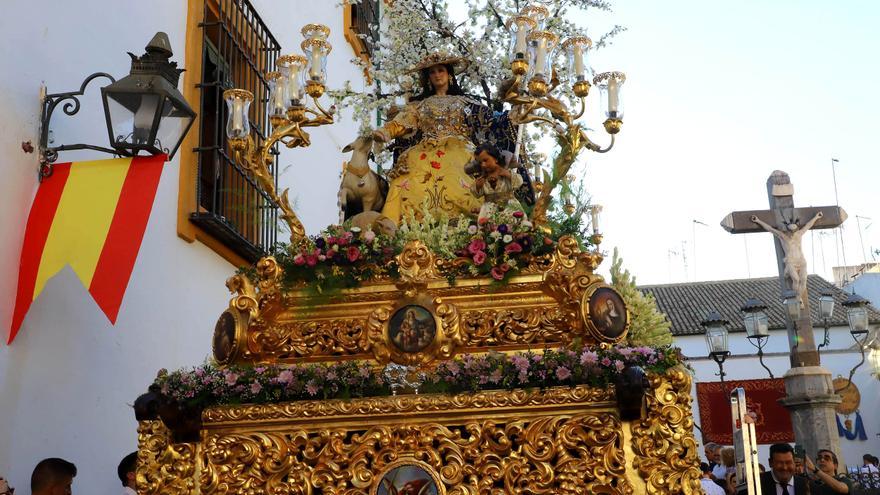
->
[8,155,165,344]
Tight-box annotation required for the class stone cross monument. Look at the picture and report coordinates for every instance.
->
[720,170,848,462]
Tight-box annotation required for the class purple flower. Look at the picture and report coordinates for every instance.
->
[306,380,319,396]
[250,381,263,394]
[315,238,326,249]
[278,370,294,384]
[326,370,338,381]
[601,357,612,367]
[489,369,503,383]
[555,366,572,380]
[224,372,239,387]
[498,224,509,234]
[580,351,598,365]
[446,362,460,376]
[614,360,625,372]
[358,366,371,378]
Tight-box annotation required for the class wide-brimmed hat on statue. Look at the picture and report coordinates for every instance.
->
[408,52,469,73]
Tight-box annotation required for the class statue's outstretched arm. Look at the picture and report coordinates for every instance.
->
[750,215,785,238]
[800,211,824,232]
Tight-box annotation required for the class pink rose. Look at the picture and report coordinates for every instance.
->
[250,381,262,394]
[504,242,522,254]
[500,263,510,273]
[490,266,505,280]
[293,254,305,265]
[468,238,487,254]
[472,251,487,264]
[363,230,376,243]
[305,253,319,266]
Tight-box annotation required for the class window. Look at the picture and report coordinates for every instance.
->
[178,0,281,264]
[344,0,380,66]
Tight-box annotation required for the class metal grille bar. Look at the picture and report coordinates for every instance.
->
[191,0,280,262]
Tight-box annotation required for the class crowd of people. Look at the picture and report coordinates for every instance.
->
[702,442,880,494]
[0,452,136,495]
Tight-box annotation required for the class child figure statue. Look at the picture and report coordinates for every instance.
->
[468,143,525,222]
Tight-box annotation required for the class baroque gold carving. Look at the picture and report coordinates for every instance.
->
[136,420,198,495]
[199,394,631,495]
[396,240,441,294]
[458,305,574,346]
[202,385,615,423]
[631,367,703,495]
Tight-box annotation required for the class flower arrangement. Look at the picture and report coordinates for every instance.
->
[268,207,573,292]
[152,345,681,410]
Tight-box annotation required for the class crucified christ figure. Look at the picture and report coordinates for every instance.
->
[750,211,823,302]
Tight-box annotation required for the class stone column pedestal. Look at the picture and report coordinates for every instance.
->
[779,366,843,464]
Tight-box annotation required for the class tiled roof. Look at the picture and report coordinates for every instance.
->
[639,275,880,336]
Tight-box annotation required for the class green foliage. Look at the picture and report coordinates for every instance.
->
[610,248,674,347]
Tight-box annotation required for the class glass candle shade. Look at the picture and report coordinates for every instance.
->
[278,54,307,106]
[520,4,549,30]
[561,35,592,82]
[507,15,537,61]
[301,38,332,84]
[527,30,558,80]
[590,204,602,235]
[223,89,253,140]
[265,71,288,121]
[594,71,626,120]
[301,23,330,41]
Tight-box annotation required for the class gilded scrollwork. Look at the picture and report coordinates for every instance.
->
[201,385,615,423]
[199,405,631,494]
[136,420,198,495]
[396,240,442,293]
[458,305,575,346]
[631,367,703,495]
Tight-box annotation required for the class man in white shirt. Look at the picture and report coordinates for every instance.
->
[700,462,727,495]
[861,455,879,473]
[117,452,137,495]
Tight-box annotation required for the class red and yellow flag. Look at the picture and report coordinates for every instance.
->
[9,155,165,344]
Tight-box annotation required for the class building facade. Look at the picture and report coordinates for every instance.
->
[643,275,880,468]
[0,1,376,492]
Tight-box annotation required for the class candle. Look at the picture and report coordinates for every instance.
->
[534,37,547,76]
[514,27,527,58]
[573,44,585,79]
[608,77,619,114]
[590,205,602,234]
[232,97,244,133]
[309,45,322,81]
[287,67,302,104]
[534,161,541,181]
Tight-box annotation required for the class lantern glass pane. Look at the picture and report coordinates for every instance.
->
[153,96,193,158]
[847,306,869,334]
[705,325,729,354]
[819,295,835,319]
[106,92,161,147]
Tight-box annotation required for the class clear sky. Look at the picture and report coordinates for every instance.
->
[571,0,880,286]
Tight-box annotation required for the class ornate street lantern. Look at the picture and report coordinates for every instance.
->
[842,292,870,336]
[782,289,801,322]
[101,32,196,160]
[702,310,730,384]
[741,298,773,378]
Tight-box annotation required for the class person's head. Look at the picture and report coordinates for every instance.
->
[31,458,76,495]
[768,443,796,483]
[720,446,736,468]
[704,442,720,462]
[816,449,839,475]
[416,63,464,99]
[794,457,805,474]
[700,462,712,478]
[758,463,767,473]
[117,452,137,488]
[865,454,874,466]
[0,475,13,495]
[475,143,503,172]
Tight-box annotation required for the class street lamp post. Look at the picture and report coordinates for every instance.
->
[702,310,731,385]
[741,298,773,378]
[816,289,835,353]
[842,292,871,387]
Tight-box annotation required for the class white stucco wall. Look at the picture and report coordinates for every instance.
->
[0,1,363,493]
[677,325,880,469]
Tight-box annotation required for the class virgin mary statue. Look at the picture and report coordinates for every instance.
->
[371,53,517,224]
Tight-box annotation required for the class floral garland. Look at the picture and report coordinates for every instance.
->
[152,345,681,410]
[270,207,571,292]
